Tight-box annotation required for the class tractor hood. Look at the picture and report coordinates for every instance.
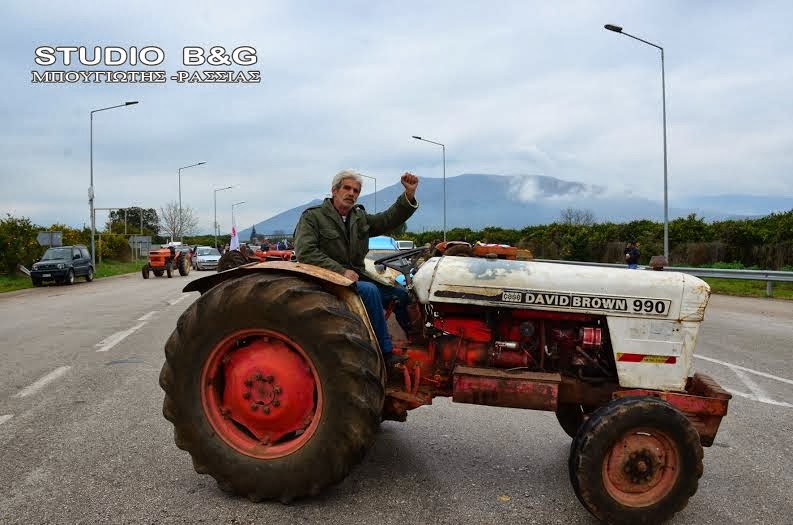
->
[412,257,710,322]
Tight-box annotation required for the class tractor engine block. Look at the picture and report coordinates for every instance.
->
[424,305,616,382]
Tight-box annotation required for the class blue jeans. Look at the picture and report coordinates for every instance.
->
[628,263,639,269]
[355,281,411,356]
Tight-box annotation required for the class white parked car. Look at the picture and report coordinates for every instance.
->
[396,239,415,250]
[192,246,222,271]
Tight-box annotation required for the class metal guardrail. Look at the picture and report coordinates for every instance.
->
[534,259,793,297]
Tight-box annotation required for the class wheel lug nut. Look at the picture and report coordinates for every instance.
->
[255,372,263,381]
[273,386,282,394]
[263,406,271,414]
[244,379,253,387]
[242,392,251,400]
[265,375,274,383]
[272,399,280,407]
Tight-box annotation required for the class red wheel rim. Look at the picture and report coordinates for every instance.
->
[201,329,323,459]
[602,427,680,507]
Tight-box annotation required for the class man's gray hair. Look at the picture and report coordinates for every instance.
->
[332,169,364,191]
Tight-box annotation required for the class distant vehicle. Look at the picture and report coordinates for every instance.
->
[396,240,415,250]
[368,236,399,250]
[142,244,191,279]
[193,246,222,271]
[30,245,93,286]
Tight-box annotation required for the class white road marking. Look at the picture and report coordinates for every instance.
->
[12,366,71,398]
[732,368,770,401]
[726,388,793,408]
[137,311,158,321]
[0,414,13,426]
[95,322,146,352]
[695,354,793,386]
[168,296,187,306]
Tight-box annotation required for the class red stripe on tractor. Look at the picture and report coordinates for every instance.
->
[617,353,677,364]
[617,353,646,362]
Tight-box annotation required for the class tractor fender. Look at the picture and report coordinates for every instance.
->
[182,261,383,368]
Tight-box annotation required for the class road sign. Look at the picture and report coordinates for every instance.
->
[128,235,152,253]
[37,231,62,247]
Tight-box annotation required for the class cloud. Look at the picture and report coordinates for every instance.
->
[1,1,792,231]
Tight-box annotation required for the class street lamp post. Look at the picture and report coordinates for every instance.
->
[412,135,446,241]
[231,201,246,229]
[214,185,233,249]
[177,161,206,242]
[360,174,377,213]
[605,23,669,260]
[89,100,138,269]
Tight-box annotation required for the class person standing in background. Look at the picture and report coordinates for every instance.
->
[624,241,641,269]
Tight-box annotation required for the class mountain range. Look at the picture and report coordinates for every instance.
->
[238,174,793,239]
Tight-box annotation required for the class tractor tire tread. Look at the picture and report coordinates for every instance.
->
[160,273,384,501]
[569,396,703,525]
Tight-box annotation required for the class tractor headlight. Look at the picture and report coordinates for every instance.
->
[57,263,65,269]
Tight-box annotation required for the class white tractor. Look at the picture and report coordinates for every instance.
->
[160,247,731,525]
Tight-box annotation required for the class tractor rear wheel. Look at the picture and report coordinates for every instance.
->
[160,273,384,502]
[166,262,173,278]
[569,396,703,525]
[178,255,190,276]
[142,264,151,279]
[217,250,249,272]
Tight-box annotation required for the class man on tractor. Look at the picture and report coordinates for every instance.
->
[294,169,419,371]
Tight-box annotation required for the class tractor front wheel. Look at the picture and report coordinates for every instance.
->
[166,262,173,278]
[160,273,384,502]
[569,396,703,525]
[142,264,151,279]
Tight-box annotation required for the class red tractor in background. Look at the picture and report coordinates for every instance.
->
[142,243,192,279]
[216,243,295,272]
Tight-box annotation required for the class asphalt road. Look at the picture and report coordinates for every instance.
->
[0,273,791,524]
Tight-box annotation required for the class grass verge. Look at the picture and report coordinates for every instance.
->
[701,278,793,300]
[0,259,146,294]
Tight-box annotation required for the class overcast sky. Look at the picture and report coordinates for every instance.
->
[1,1,791,234]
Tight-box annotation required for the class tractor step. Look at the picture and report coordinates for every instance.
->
[452,366,561,411]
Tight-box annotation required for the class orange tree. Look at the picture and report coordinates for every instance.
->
[0,214,41,274]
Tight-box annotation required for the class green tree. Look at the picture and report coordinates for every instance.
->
[0,214,41,274]
[106,207,159,235]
